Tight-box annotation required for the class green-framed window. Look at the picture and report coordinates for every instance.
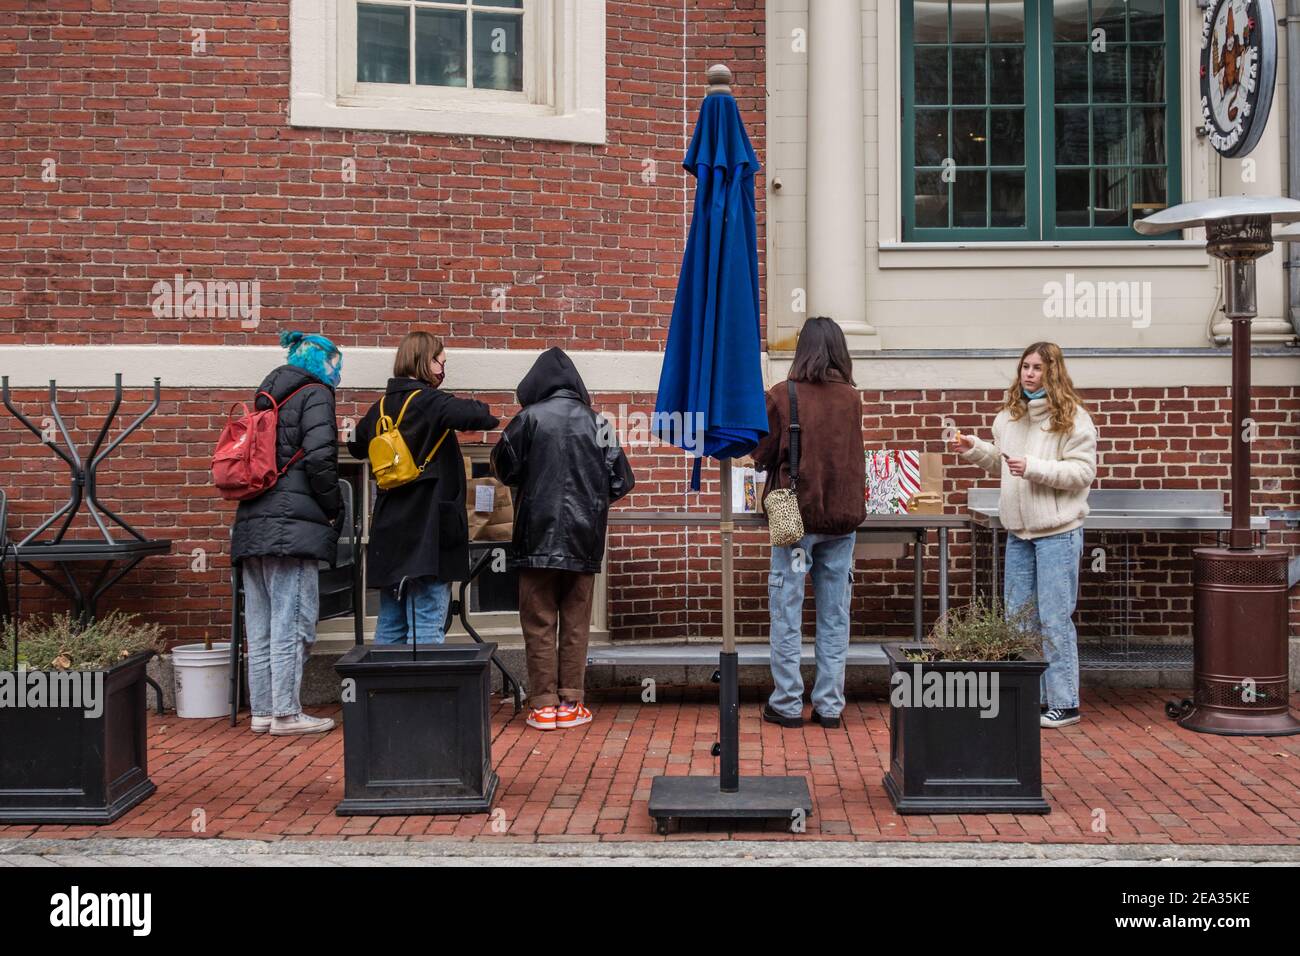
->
[902,0,1182,241]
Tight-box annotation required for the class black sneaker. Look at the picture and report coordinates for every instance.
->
[810,710,841,729]
[762,703,803,728]
[1040,707,1081,728]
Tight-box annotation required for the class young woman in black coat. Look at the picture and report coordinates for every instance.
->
[348,331,499,644]
[231,331,343,737]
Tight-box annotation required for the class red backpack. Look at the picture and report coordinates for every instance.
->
[212,384,323,501]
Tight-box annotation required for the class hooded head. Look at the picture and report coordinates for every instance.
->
[517,347,591,407]
[282,330,342,387]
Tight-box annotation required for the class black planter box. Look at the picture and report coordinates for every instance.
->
[0,652,156,825]
[335,643,499,816]
[882,643,1050,815]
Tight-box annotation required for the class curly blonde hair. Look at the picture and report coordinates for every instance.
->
[1002,342,1084,433]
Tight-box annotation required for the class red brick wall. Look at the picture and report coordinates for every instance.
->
[607,385,1300,644]
[4,384,1294,647]
[1,1,766,348]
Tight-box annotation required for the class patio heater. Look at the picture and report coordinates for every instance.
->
[1135,197,1300,735]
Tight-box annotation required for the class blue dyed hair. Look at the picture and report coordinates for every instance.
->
[281,330,342,386]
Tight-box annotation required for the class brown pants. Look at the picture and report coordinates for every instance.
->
[518,568,595,709]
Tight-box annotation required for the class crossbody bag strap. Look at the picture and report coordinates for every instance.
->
[787,381,800,492]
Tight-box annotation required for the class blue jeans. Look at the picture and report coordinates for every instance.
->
[767,531,856,719]
[374,576,452,644]
[1004,527,1084,710]
[241,556,319,719]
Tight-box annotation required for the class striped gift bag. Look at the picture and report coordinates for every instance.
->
[866,450,921,514]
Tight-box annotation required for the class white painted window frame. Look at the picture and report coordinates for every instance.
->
[290,0,606,144]
[344,0,536,108]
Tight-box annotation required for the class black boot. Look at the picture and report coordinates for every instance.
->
[762,703,803,728]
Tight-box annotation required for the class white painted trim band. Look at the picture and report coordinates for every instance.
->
[0,346,1296,391]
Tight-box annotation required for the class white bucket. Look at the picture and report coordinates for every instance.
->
[172,642,232,719]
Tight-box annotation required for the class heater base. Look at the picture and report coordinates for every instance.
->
[1178,706,1300,737]
[1187,546,1299,737]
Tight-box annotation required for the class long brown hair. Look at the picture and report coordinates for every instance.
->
[1003,341,1084,433]
[393,331,445,385]
[788,316,855,385]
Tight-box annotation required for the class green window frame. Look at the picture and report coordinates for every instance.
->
[902,0,1182,241]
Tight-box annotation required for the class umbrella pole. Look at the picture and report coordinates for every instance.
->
[718,458,739,792]
[644,63,814,832]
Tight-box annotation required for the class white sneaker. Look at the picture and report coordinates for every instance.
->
[251,716,272,734]
[270,713,336,736]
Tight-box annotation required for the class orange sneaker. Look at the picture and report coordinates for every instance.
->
[556,701,592,728]
[526,706,558,731]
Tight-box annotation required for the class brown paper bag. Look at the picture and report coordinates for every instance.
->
[466,477,514,541]
[909,452,945,514]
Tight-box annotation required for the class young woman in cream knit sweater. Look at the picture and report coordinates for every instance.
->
[951,342,1097,728]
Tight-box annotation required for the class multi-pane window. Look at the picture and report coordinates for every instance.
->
[356,0,525,92]
[902,0,1181,240]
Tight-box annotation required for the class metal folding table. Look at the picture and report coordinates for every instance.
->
[607,510,968,641]
[1,374,174,622]
[967,487,1271,670]
[1,374,173,711]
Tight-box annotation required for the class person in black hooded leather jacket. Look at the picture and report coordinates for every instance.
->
[491,347,634,731]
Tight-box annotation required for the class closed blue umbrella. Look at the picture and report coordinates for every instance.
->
[654,66,767,488]
[646,67,810,828]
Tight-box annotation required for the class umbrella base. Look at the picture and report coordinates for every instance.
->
[648,775,812,835]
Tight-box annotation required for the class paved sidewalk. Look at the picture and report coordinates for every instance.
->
[2,838,1298,867]
[1,687,1298,845]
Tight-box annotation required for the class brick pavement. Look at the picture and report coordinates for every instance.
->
[2,687,1299,845]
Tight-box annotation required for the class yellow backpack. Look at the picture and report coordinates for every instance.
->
[368,391,450,491]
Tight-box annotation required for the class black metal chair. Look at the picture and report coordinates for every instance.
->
[450,542,526,709]
[228,478,362,725]
[0,488,11,628]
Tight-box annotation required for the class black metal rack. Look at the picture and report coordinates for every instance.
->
[1,375,173,623]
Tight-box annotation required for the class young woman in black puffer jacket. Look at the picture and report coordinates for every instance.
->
[231,331,343,737]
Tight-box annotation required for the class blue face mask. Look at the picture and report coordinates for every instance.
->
[1023,386,1047,400]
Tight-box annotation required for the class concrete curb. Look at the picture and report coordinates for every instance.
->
[3,838,1298,863]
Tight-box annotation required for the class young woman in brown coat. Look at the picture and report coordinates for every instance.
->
[752,317,866,729]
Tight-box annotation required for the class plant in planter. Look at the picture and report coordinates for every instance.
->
[0,611,164,824]
[883,599,1051,815]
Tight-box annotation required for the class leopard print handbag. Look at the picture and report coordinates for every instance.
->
[766,381,804,548]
